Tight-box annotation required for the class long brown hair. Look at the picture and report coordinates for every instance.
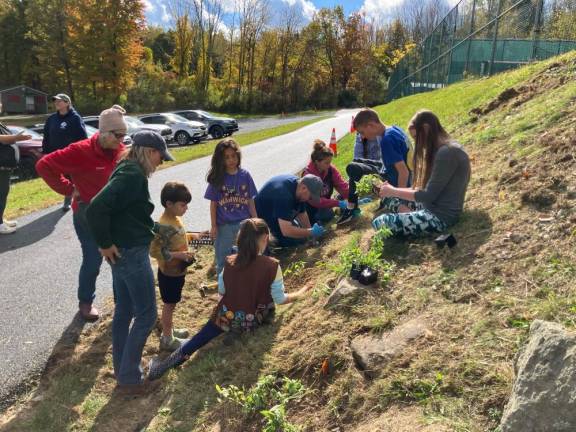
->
[310,139,333,162]
[409,110,450,188]
[206,138,242,187]
[233,218,269,268]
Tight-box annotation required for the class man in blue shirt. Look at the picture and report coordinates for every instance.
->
[338,108,412,225]
[255,174,326,247]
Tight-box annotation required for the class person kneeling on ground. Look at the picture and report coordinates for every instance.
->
[302,139,349,224]
[338,108,412,225]
[372,110,471,236]
[148,218,312,380]
[254,173,326,247]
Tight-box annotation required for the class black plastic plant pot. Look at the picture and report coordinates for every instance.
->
[358,267,378,285]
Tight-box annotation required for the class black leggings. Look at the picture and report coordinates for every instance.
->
[0,169,10,224]
[346,159,383,205]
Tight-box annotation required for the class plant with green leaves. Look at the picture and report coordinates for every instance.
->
[284,261,306,278]
[216,374,306,431]
[329,228,394,281]
[355,174,382,196]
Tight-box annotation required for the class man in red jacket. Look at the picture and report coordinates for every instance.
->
[36,105,128,321]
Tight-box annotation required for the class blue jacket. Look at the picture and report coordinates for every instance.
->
[42,108,88,154]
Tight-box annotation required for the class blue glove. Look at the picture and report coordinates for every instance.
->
[358,197,373,205]
[338,200,348,210]
[311,223,326,238]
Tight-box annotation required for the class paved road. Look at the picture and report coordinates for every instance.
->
[235,112,336,134]
[0,109,357,408]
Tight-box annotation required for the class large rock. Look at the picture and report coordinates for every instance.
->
[500,320,576,432]
[351,318,429,377]
[324,278,371,309]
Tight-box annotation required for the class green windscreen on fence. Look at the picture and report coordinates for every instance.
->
[387,0,576,102]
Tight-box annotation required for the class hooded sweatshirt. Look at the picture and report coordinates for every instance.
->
[42,108,88,154]
[302,161,349,209]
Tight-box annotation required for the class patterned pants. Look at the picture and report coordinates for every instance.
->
[372,200,447,236]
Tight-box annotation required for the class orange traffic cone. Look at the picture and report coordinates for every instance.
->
[329,128,338,156]
[350,116,356,133]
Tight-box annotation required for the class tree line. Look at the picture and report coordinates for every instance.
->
[0,0,457,114]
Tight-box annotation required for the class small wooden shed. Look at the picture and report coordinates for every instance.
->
[0,85,48,115]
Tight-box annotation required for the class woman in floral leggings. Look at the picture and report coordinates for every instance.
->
[372,110,471,236]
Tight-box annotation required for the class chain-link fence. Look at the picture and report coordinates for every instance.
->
[387,0,576,101]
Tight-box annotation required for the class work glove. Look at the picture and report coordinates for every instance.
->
[311,223,326,238]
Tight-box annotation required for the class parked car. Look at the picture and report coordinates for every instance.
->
[3,124,43,180]
[82,115,173,143]
[27,123,98,139]
[172,110,239,139]
[138,113,208,146]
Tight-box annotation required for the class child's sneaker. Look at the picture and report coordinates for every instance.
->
[173,328,190,338]
[148,348,188,381]
[160,335,185,352]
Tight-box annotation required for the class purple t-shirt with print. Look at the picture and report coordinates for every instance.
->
[204,168,258,225]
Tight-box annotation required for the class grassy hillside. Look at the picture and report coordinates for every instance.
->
[1,51,575,432]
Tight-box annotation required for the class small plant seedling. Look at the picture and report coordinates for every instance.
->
[355,174,383,197]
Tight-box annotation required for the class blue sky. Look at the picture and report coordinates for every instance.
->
[142,0,411,28]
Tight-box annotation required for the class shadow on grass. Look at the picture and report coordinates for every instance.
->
[378,208,493,270]
[1,314,109,432]
[89,317,284,432]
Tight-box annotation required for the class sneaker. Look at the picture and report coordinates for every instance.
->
[336,208,360,226]
[79,302,99,321]
[173,328,190,338]
[3,219,17,228]
[62,204,71,212]
[0,223,16,234]
[148,348,188,381]
[160,335,185,352]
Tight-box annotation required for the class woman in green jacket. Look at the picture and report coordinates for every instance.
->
[87,130,174,395]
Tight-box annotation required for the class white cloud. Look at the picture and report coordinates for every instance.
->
[160,2,170,23]
[282,0,318,21]
[143,0,155,12]
[360,0,405,22]
[360,0,460,22]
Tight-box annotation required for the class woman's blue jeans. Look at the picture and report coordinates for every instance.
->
[110,245,157,385]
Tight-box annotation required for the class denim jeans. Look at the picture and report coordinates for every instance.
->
[110,245,157,385]
[73,205,103,304]
[0,169,11,224]
[181,320,223,356]
[305,205,334,225]
[214,222,241,274]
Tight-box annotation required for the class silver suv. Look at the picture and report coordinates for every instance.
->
[138,113,208,145]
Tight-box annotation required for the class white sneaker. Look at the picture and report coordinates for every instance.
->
[0,223,17,234]
[3,220,17,228]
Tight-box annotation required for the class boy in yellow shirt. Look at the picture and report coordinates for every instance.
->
[150,181,196,351]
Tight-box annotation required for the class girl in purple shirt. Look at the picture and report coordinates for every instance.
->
[205,139,258,274]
